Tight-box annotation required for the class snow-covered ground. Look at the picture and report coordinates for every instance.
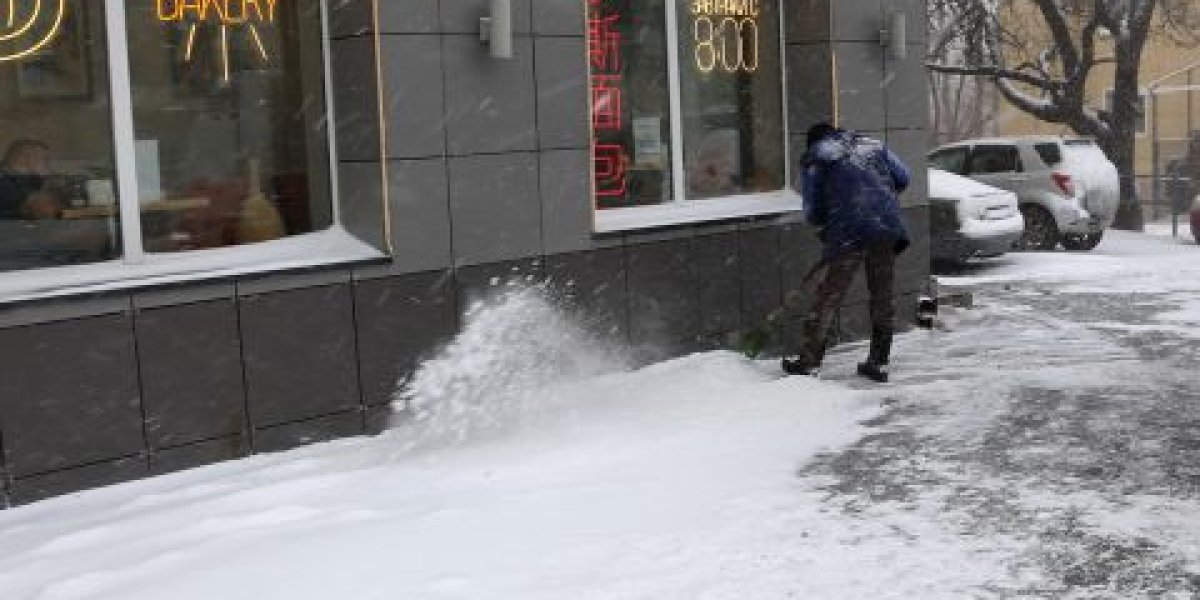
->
[0,225,1198,599]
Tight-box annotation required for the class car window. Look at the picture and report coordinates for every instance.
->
[929,148,969,174]
[967,145,1023,174]
[1034,143,1063,167]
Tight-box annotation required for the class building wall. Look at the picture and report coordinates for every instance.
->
[0,0,930,507]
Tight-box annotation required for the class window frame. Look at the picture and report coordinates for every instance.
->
[591,0,801,233]
[0,0,382,303]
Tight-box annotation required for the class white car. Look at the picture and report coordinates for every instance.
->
[928,168,1025,263]
[929,137,1120,251]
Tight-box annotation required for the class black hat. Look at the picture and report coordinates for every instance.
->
[806,122,836,148]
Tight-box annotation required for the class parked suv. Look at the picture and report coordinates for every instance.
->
[929,137,1120,251]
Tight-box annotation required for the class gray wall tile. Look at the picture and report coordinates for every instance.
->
[533,0,584,35]
[379,0,440,34]
[441,0,532,34]
[544,247,629,344]
[694,233,742,338]
[135,300,247,449]
[535,37,589,150]
[10,457,147,506]
[338,161,388,250]
[354,270,457,407]
[331,36,382,162]
[738,225,783,335]
[387,158,454,273]
[0,315,144,478]
[365,404,394,435]
[150,436,248,476]
[240,284,362,427]
[834,42,886,131]
[786,44,835,133]
[626,239,698,361]
[832,0,883,42]
[885,52,928,130]
[382,35,447,158]
[133,281,235,311]
[443,36,537,155]
[886,128,930,207]
[254,411,365,454]
[541,149,622,255]
[237,268,353,297]
[0,294,129,328]
[448,153,542,266]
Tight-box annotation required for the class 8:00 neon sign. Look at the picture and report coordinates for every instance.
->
[690,0,759,73]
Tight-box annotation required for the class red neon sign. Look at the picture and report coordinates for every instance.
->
[587,0,627,203]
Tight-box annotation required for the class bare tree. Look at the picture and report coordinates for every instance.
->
[927,0,1200,230]
[928,0,999,144]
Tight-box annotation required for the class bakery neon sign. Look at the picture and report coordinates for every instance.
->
[156,0,278,82]
[0,0,68,63]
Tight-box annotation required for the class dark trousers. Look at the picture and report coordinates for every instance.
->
[791,240,896,365]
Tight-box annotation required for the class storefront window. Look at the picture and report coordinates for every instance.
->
[587,0,785,211]
[0,0,337,276]
[128,0,332,252]
[0,0,121,272]
[678,0,784,200]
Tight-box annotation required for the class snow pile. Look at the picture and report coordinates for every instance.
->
[393,281,627,451]
[0,286,881,600]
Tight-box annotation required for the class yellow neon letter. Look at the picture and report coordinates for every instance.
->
[157,0,179,21]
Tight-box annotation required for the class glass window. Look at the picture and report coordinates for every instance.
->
[1034,143,1063,167]
[678,0,784,200]
[929,147,969,175]
[0,0,338,277]
[128,0,332,252]
[587,0,785,210]
[967,145,1022,174]
[588,0,673,209]
[0,0,121,272]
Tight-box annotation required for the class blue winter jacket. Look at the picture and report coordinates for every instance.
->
[801,131,911,260]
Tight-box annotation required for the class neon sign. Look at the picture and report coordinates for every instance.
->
[156,0,278,82]
[691,0,760,73]
[0,0,67,63]
[587,0,627,202]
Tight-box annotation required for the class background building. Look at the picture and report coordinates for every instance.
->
[0,0,929,506]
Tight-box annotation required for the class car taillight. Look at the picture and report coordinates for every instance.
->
[1052,172,1076,197]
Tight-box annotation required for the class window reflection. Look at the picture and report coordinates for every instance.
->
[678,0,784,200]
[0,0,120,272]
[126,0,333,252]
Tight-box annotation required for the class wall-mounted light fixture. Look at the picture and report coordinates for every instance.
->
[879,10,907,60]
[479,0,512,59]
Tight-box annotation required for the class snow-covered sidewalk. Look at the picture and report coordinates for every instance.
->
[0,228,1198,599]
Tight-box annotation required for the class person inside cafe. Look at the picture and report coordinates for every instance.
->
[0,139,66,220]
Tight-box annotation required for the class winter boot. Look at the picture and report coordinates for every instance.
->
[856,327,893,383]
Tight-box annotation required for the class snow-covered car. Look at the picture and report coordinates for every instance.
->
[928,168,1024,263]
[929,137,1120,251]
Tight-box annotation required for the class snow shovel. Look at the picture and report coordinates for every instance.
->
[738,259,827,359]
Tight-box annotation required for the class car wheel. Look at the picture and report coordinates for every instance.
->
[1014,205,1059,251]
[1061,231,1104,251]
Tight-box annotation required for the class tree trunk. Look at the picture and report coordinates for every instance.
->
[1104,131,1145,231]
[1105,28,1147,232]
